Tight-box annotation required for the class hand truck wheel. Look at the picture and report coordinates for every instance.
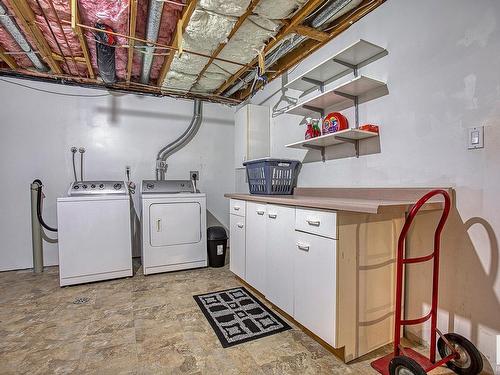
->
[389,356,426,375]
[437,333,483,374]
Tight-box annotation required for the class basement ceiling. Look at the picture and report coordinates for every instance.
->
[0,0,385,104]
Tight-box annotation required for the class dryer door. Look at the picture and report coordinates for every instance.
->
[149,202,201,247]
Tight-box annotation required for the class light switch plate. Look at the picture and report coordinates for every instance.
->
[468,126,484,149]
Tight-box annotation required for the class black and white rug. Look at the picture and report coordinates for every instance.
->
[193,287,291,348]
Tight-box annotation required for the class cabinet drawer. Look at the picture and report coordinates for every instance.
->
[230,199,246,217]
[295,208,337,239]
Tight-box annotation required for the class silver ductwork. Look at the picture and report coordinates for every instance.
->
[141,0,164,84]
[0,1,47,71]
[156,99,203,180]
[223,0,362,97]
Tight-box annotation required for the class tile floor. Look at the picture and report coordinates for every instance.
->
[0,264,491,374]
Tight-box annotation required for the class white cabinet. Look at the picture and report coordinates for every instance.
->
[234,104,270,169]
[245,202,267,293]
[265,204,295,316]
[294,231,337,347]
[229,213,246,279]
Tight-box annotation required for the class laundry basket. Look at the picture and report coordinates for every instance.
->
[243,158,301,195]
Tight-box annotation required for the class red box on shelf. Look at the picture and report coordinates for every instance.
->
[359,124,379,134]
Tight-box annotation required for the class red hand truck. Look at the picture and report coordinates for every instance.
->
[371,190,483,375]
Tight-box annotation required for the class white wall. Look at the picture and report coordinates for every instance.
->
[251,0,500,367]
[0,78,235,271]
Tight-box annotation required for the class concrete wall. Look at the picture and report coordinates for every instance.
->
[250,0,500,367]
[0,78,235,271]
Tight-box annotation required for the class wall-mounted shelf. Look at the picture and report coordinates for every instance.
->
[286,128,379,160]
[283,39,387,162]
[285,75,387,117]
[285,39,387,93]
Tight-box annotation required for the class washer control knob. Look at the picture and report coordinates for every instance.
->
[91,184,96,189]
[82,184,88,189]
[99,184,105,189]
[73,185,79,189]
[113,183,122,190]
[146,183,154,190]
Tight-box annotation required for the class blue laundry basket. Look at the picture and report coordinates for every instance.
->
[243,158,301,195]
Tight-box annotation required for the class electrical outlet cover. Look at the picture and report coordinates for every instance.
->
[468,126,484,149]
[190,171,199,180]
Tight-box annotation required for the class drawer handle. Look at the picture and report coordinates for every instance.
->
[297,242,310,251]
[237,223,244,229]
[268,213,277,219]
[233,206,241,211]
[257,210,265,215]
[156,219,161,232]
[306,219,321,227]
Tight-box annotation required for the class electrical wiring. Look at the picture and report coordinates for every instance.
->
[0,78,111,97]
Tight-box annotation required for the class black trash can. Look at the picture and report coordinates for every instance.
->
[207,226,228,267]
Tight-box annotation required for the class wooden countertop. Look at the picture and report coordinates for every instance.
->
[225,187,451,214]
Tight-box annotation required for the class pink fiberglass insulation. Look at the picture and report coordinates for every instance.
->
[78,0,130,80]
[27,0,84,75]
[130,0,148,78]
[34,16,85,75]
[0,26,32,67]
[150,2,183,82]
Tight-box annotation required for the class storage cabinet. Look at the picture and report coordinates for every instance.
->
[227,199,399,363]
[265,204,295,316]
[234,104,270,169]
[229,200,246,279]
[245,202,267,293]
[294,231,337,346]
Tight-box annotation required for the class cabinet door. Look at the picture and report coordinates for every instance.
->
[247,105,270,160]
[266,204,295,315]
[245,202,267,293]
[294,231,337,347]
[234,106,247,169]
[229,213,246,279]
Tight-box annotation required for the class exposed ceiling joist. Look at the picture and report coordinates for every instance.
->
[8,0,62,73]
[126,0,138,83]
[214,0,326,95]
[70,0,94,79]
[0,46,18,69]
[0,67,243,104]
[293,25,329,42]
[237,0,386,100]
[45,0,80,76]
[191,0,262,90]
[156,0,197,87]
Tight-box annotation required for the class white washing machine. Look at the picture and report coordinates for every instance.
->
[57,181,133,286]
[141,180,207,275]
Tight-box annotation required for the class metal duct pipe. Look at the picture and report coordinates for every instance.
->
[30,181,43,273]
[0,1,47,71]
[156,99,203,180]
[223,0,361,97]
[141,0,164,84]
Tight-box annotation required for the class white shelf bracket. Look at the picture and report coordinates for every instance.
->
[301,77,326,92]
[303,144,326,162]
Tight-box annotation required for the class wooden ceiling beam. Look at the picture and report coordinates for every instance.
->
[126,0,138,84]
[157,0,197,87]
[214,0,326,95]
[8,0,62,73]
[0,46,18,70]
[191,0,262,89]
[237,0,386,100]
[293,25,329,42]
[70,0,94,79]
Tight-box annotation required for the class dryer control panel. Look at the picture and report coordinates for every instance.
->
[68,181,127,196]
